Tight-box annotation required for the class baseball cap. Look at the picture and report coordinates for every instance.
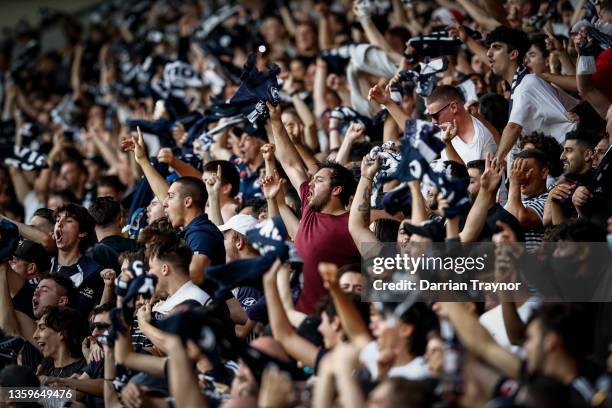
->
[218,214,258,235]
[13,239,50,273]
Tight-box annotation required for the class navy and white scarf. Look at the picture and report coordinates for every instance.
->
[396,119,445,184]
[0,144,47,171]
[369,142,402,207]
[508,65,529,114]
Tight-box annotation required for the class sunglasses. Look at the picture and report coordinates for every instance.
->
[89,322,111,331]
[427,102,452,122]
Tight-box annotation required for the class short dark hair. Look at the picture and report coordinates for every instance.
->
[55,203,95,252]
[49,190,78,205]
[518,133,563,177]
[514,148,550,169]
[89,196,121,227]
[203,160,240,198]
[41,306,85,359]
[427,85,464,105]
[38,272,79,307]
[316,293,371,328]
[148,239,192,275]
[32,208,55,225]
[374,218,400,243]
[549,219,607,242]
[98,175,126,195]
[528,303,593,362]
[400,302,439,356]
[319,161,357,206]
[479,93,509,133]
[173,177,208,210]
[564,130,601,150]
[442,160,469,179]
[237,198,268,219]
[486,26,530,62]
[138,217,177,247]
[384,378,436,408]
[466,160,486,174]
[528,34,550,58]
[90,302,113,320]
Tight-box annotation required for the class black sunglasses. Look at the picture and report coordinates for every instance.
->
[89,322,111,331]
[427,102,451,122]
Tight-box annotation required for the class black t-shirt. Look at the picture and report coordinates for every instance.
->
[12,280,36,319]
[39,358,87,378]
[89,235,138,273]
[558,170,594,219]
[50,255,104,316]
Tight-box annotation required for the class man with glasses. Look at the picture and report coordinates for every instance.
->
[426,85,497,165]
[39,304,112,407]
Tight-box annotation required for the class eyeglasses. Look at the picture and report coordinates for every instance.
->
[89,322,111,331]
[427,102,451,122]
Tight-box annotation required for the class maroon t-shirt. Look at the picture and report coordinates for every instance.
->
[294,181,360,314]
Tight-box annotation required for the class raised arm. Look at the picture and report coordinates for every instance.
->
[0,263,20,337]
[368,85,409,131]
[166,336,208,408]
[0,216,56,253]
[121,127,170,202]
[157,148,202,179]
[319,263,373,350]
[114,321,167,377]
[441,302,521,379]
[440,120,465,166]
[354,5,402,62]
[460,155,503,242]
[291,93,320,154]
[203,165,224,226]
[336,123,365,166]
[349,156,380,252]
[267,103,310,193]
[455,0,502,31]
[495,122,523,162]
[263,259,319,368]
[506,159,543,229]
[103,343,121,408]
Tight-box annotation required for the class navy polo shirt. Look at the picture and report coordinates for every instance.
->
[230,155,264,201]
[182,213,225,266]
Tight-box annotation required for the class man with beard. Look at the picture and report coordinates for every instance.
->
[544,130,600,226]
[268,102,360,314]
[50,203,104,314]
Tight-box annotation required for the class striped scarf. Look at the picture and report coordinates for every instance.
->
[508,65,529,114]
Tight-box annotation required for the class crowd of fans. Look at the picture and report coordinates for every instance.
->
[0,0,610,406]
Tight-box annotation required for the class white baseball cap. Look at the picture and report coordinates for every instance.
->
[218,214,258,235]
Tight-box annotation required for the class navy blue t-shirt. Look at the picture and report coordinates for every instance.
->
[50,255,104,316]
[182,213,225,266]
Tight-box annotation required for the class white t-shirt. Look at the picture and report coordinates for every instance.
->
[359,340,429,380]
[442,116,497,164]
[508,74,578,144]
[152,280,211,318]
[479,298,540,353]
